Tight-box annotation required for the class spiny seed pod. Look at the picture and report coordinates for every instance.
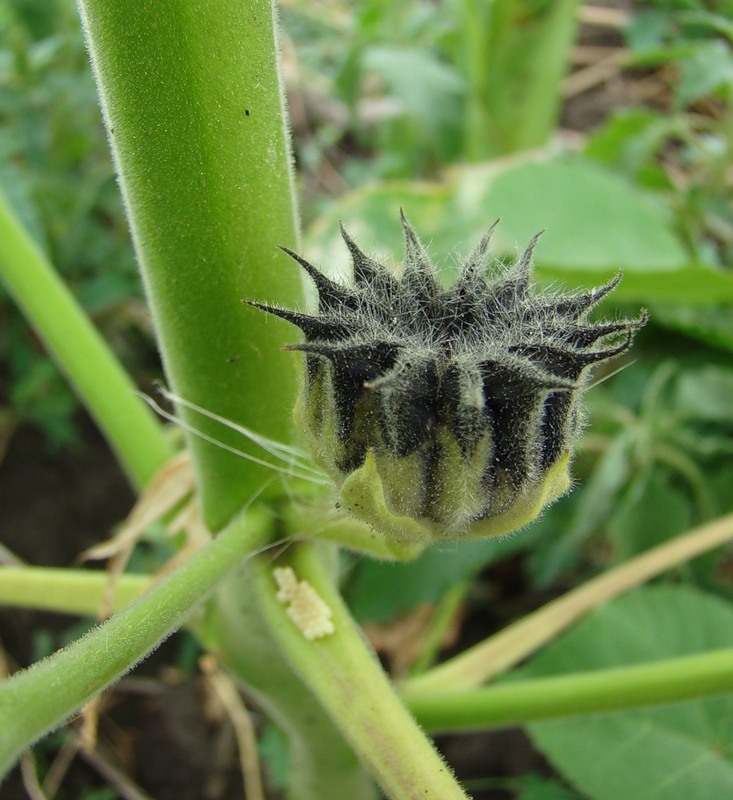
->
[250,215,647,543]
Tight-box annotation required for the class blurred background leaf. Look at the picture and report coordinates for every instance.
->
[517,586,733,800]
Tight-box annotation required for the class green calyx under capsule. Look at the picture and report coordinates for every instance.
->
[249,214,646,544]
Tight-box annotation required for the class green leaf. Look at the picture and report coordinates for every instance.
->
[259,723,290,791]
[307,157,733,304]
[347,499,572,623]
[625,9,671,54]
[676,40,733,108]
[607,469,692,560]
[9,357,78,446]
[532,431,634,586]
[674,366,733,422]
[348,535,523,623]
[522,586,733,800]
[518,774,581,800]
[582,109,676,191]
[363,45,465,138]
[655,305,733,354]
[678,10,733,43]
[583,109,667,169]
[456,158,687,271]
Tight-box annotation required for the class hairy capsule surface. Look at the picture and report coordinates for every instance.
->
[251,215,646,543]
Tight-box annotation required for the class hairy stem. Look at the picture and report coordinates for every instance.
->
[0,187,173,489]
[77,0,304,529]
[407,647,733,732]
[0,568,149,617]
[205,561,379,800]
[251,542,470,800]
[0,506,273,777]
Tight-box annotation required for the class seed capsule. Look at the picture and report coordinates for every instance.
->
[250,216,646,543]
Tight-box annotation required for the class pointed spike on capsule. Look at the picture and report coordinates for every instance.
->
[513,230,544,291]
[244,298,305,323]
[583,271,624,311]
[528,328,636,375]
[286,339,400,371]
[520,328,636,378]
[586,328,635,363]
[552,271,624,318]
[398,211,440,306]
[521,331,635,379]
[517,230,544,271]
[589,271,623,307]
[283,341,339,358]
[277,245,357,311]
[567,321,631,348]
[399,209,434,274]
[461,219,501,278]
[569,309,648,348]
[339,222,395,288]
[277,245,324,283]
[245,300,351,341]
[634,308,650,329]
[566,319,634,348]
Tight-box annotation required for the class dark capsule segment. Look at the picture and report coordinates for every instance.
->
[250,218,646,541]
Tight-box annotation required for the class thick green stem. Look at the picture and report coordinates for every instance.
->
[204,561,379,800]
[0,506,273,778]
[77,0,304,529]
[251,542,470,800]
[0,188,173,489]
[407,647,733,733]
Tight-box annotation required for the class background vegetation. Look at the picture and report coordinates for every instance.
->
[1,0,733,798]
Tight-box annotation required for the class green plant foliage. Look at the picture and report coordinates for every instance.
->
[517,774,580,800]
[349,537,519,623]
[459,158,686,270]
[282,0,581,175]
[521,586,733,800]
[305,155,733,304]
[530,360,733,584]
[0,0,144,442]
[362,45,465,165]
[607,470,693,559]
[3,0,733,796]
[7,354,77,446]
[627,2,733,109]
[585,103,733,269]
[652,305,733,354]
[347,500,565,622]
[599,2,733,268]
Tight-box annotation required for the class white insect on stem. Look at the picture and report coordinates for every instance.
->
[273,566,335,640]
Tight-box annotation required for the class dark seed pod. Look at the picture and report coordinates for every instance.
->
[250,215,647,543]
